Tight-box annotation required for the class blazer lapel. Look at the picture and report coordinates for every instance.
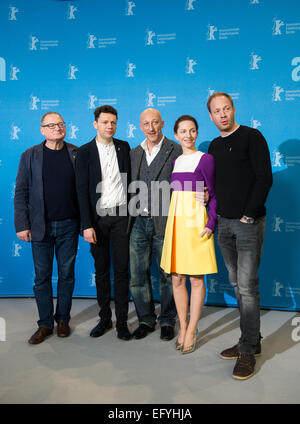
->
[114,139,123,172]
[152,138,173,181]
[114,139,130,194]
[132,145,144,181]
[90,138,102,185]
[66,142,77,171]
[35,142,44,200]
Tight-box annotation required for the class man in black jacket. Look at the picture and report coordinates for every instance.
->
[207,92,273,380]
[14,112,79,344]
[75,105,131,341]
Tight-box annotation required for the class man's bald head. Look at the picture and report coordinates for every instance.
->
[140,108,164,146]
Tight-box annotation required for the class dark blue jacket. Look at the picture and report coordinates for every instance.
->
[14,141,77,241]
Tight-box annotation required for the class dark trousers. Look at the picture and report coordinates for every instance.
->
[217,216,266,354]
[90,215,129,329]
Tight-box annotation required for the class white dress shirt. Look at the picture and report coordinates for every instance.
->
[140,136,164,166]
[95,139,126,208]
[139,136,165,215]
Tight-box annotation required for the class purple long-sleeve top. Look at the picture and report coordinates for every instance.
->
[170,153,217,232]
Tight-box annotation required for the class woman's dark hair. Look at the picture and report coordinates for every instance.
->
[174,115,198,133]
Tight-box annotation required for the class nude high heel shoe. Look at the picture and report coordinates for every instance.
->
[175,338,184,350]
[181,331,198,355]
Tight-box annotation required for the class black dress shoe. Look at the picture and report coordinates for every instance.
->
[132,324,155,340]
[117,325,132,341]
[160,326,175,341]
[90,320,112,338]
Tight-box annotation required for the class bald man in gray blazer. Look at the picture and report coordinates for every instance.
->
[128,108,182,341]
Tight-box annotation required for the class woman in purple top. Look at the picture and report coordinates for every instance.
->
[161,115,217,354]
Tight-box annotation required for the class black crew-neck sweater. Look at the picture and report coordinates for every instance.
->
[42,142,79,221]
[208,125,273,219]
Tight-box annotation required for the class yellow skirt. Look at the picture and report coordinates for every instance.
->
[160,191,218,275]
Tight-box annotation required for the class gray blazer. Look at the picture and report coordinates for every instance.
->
[14,141,77,241]
[128,137,182,236]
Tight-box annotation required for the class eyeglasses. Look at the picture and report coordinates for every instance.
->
[41,122,66,129]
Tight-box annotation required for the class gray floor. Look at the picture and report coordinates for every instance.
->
[0,298,300,404]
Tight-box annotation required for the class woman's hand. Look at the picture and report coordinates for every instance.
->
[200,227,212,239]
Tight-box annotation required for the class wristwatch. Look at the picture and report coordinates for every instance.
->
[242,215,255,224]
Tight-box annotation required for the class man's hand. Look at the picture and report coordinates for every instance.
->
[194,186,209,206]
[83,228,97,244]
[200,227,213,239]
[17,230,31,242]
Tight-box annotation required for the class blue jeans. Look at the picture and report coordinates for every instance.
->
[31,219,79,329]
[217,216,266,354]
[129,216,176,328]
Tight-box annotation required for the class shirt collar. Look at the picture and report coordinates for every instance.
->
[96,138,114,148]
[140,135,164,152]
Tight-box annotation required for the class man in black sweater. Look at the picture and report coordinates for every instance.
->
[207,92,273,380]
[14,112,79,344]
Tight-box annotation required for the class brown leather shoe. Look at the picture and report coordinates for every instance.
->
[232,353,256,380]
[220,342,261,360]
[57,321,71,338]
[28,327,53,345]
